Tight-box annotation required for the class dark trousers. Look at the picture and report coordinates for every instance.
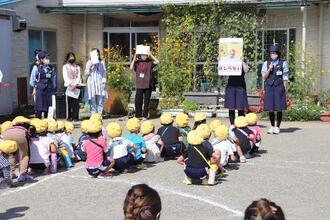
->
[36,111,48,119]
[67,96,80,120]
[135,88,152,118]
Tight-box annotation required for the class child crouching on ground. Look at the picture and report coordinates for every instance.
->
[141,120,163,163]
[81,120,114,178]
[177,130,217,186]
[157,113,183,159]
[175,113,191,149]
[90,113,107,141]
[245,113,261,153]
[193,113,207,130]
[106,122,135,173]
[209,119,223,138]
[29,119,57,174]
[60,122,75,158]
[231,116,255,160]
[124,118,147,168]
[0,140,17,189]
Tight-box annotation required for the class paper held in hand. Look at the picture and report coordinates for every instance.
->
[218,38,243,76]
[90,50,99,64]
[136,45,150,55]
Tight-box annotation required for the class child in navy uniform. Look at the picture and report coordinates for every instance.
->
[175,113,191,149]
[193,113,207,130]
[157,113,183,159]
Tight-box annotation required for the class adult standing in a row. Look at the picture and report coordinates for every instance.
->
[85,48,107,115]
[63,52,81,121]
[261,45,289,134]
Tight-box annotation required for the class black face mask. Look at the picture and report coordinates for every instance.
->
[68,59,75,64]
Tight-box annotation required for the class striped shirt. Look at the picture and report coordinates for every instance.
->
[85,61,107,100]
[0,153,10,169]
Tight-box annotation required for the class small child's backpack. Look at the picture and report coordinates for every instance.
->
[75,134,90,161]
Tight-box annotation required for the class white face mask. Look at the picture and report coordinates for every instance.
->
[141,55,148,60]
[43,58,50,65]
[270,54,278,60]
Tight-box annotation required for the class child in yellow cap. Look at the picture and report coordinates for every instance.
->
[106,122,135,172]
[193,113,207,130]
[177,130,217,185]
[29,119,57,174]
[124,118,147,168]
[59,121,76,158]
[81,120,113,178]
[246,113,261,152]
[141,120,163,163]
[231,116,255,160]
[0,140,17,188]
[90,113,107,141]
[157,113,183,159]
[175,113,191,149]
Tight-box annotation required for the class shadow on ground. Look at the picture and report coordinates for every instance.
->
[0,206,29,219]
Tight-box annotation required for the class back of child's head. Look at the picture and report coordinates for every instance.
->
[187,130,204,147]
[106,122,122,139]
[1,121,13,134]
[175,113,189,128]
[31,118,48,136]
[90,113,103,123]
[12,116,31,130]
[126,117,141,134]
[65,121,74,134]
[160,113,173,126]
[57,121,66,133]
[124,184,161,220]
[209,119,223,133]
[244,198,285,220]
[246,113,258,126]
[81,119,102,137]
[234,116,248,129]
[0,140,18,154]
[47,120,58,133]
[196,124,211,140]
[193,113,207,130]
[214,124,229,141]
[141,120,155,135]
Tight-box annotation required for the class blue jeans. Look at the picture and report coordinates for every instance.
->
[89,95,104,114]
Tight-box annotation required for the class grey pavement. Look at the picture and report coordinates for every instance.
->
[0,118,330,220]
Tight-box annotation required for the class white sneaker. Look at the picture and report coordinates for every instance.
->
[267,126,275,134]
[273,127,280,134]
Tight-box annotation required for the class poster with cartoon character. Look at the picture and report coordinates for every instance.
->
[218,38,243,76]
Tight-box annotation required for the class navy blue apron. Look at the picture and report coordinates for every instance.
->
[263,59,287,111]
[35,65,55,112]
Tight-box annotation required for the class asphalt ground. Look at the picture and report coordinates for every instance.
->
[1,118,330,220]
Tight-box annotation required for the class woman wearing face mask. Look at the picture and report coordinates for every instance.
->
[261,45,289,134]
[85,48,107,115]
[130,51,160,120]
[30,50,57,119]
[63,52,81,121]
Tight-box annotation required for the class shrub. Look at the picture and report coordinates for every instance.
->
[283,101,324,121]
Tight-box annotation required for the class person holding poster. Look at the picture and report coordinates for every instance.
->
[261,45,289,134]
[130,45,160,120]
[85,48,107,115]
[218,38,249,128]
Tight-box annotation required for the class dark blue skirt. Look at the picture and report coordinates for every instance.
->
[264,83,287,111]
[224,86,248,110]
[35,90,52,112]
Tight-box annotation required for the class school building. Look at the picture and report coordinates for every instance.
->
[0,0,330,115]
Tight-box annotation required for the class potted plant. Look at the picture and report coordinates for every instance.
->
[103,47,133,115]
[159,97,184,116]
[320,110,330,122]
[319,90,330,109]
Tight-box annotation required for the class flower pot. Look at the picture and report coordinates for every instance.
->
[320,113,330,122]
[161,109,183,116]
[103,88,129,115]
[189,110,214,118]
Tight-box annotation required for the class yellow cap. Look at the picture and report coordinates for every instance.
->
[214,124,229,141]
[234,116,248,128]
[57,121,65,131]
[13,116,30,125]
[175,113,189,128]
[141,120,155,135]
[196,124,211,140]
[194,113,207,122]
[90,113,103,122]
[1,121,13,133]
[187,130,204,146]
[65,122,74,134]
[31,119,48,133]
[81,120,89,133]
[106,122,122,138]
[160,113,174,125]
[48,121,58,133]
[30,118,41,125]
[81,119,102,134]
[0,140,18,154]
[126,117,141,133]
[246,113,258,126]
[209,119,223,132]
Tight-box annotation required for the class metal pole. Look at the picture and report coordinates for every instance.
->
[301,0,307,65]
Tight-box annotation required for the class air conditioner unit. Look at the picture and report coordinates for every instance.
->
[12,15,26,32]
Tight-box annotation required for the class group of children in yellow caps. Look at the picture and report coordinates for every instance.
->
[0,111,261,188]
